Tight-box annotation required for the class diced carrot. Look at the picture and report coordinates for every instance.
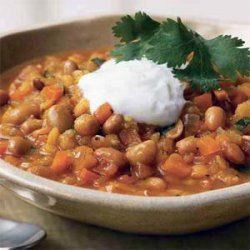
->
[0,141,8,155]
[41,84,64,101]
[74,153,98,172]
[213,89,228,101]
[10,90,27,101]
[162,153,192,178]
[197,135,221,156]
[79,168,99,185]
[94,102,113,124]
[193,93,212,111]
[51,151,72,174]
[9,81,34,101]
[4,155,20,166]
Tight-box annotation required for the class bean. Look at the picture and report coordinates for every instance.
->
[0,89,9,106]
[205,106,226,131]
[64,60,78,74]
[176,136,198,155]
[183,113,200,137]
[58,130,77,150]
[8,136,31,155]
[103,114,124,135]
[105,134,123,150]
[222,142,245,164]
[20,119,43,135]
[46,105,74,133]
[2,103,40,125]
[33,78,45,90]
[91,135,110,149]
[0,124,23,137]
[126,140,156,166]
[166,119,183,139]
[143,177,167,190]
[95,147,128,168]
[133,163,154,179]
[74,114,100,136]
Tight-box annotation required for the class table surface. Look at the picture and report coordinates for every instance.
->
[1,187,250,250]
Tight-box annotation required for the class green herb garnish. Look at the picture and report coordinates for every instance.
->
[91,57,106,67]
[235,117,250,131]
[111,12,250,92]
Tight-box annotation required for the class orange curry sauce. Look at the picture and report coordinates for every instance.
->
[0,49,249,196]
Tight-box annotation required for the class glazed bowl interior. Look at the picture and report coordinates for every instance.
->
[0,15,250,235]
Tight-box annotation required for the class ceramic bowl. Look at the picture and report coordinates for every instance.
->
[0,15,249,234]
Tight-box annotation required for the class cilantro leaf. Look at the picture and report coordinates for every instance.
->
[206,36,250,80]
[235,117,250,130]
[112,12,160,42]
[111,12,250,92]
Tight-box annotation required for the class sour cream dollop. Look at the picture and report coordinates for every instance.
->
[78,58,186,126]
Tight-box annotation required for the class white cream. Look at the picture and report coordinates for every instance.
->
[78,58,186,126]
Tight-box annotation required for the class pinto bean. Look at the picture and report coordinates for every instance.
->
[222,142,245,164]
[103,114,124,135]
[166,120,183,139]
[74,114,100,136]
[176,136,198,155]
[46,105,74,133]
[126,140,156,166]
[95,147,128,168]
[64,60,78,74]
[58,130,77,150]
[133,163,154,179]
[2,103,40,125]
[205,106,226,131]
[8,136,31,155]
[21,119,43,135]
[143,177,167,190]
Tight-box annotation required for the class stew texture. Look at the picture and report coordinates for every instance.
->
[0,49,249,196]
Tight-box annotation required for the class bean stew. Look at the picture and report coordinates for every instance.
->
[0,49,249,196]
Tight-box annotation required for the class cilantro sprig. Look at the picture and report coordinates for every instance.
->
[111,12,250,92]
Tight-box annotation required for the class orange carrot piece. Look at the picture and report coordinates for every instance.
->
[10,81,34,101]
[213,89,228,101]
[94,102,113,124]
[193,93,212,111]
[41,84,64,101]
[197,135,221,156]
[162,153,192,178]
[0,141,8,155]
[79,168,99,185]
[74,153,98,173]
[51,151,72,174]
